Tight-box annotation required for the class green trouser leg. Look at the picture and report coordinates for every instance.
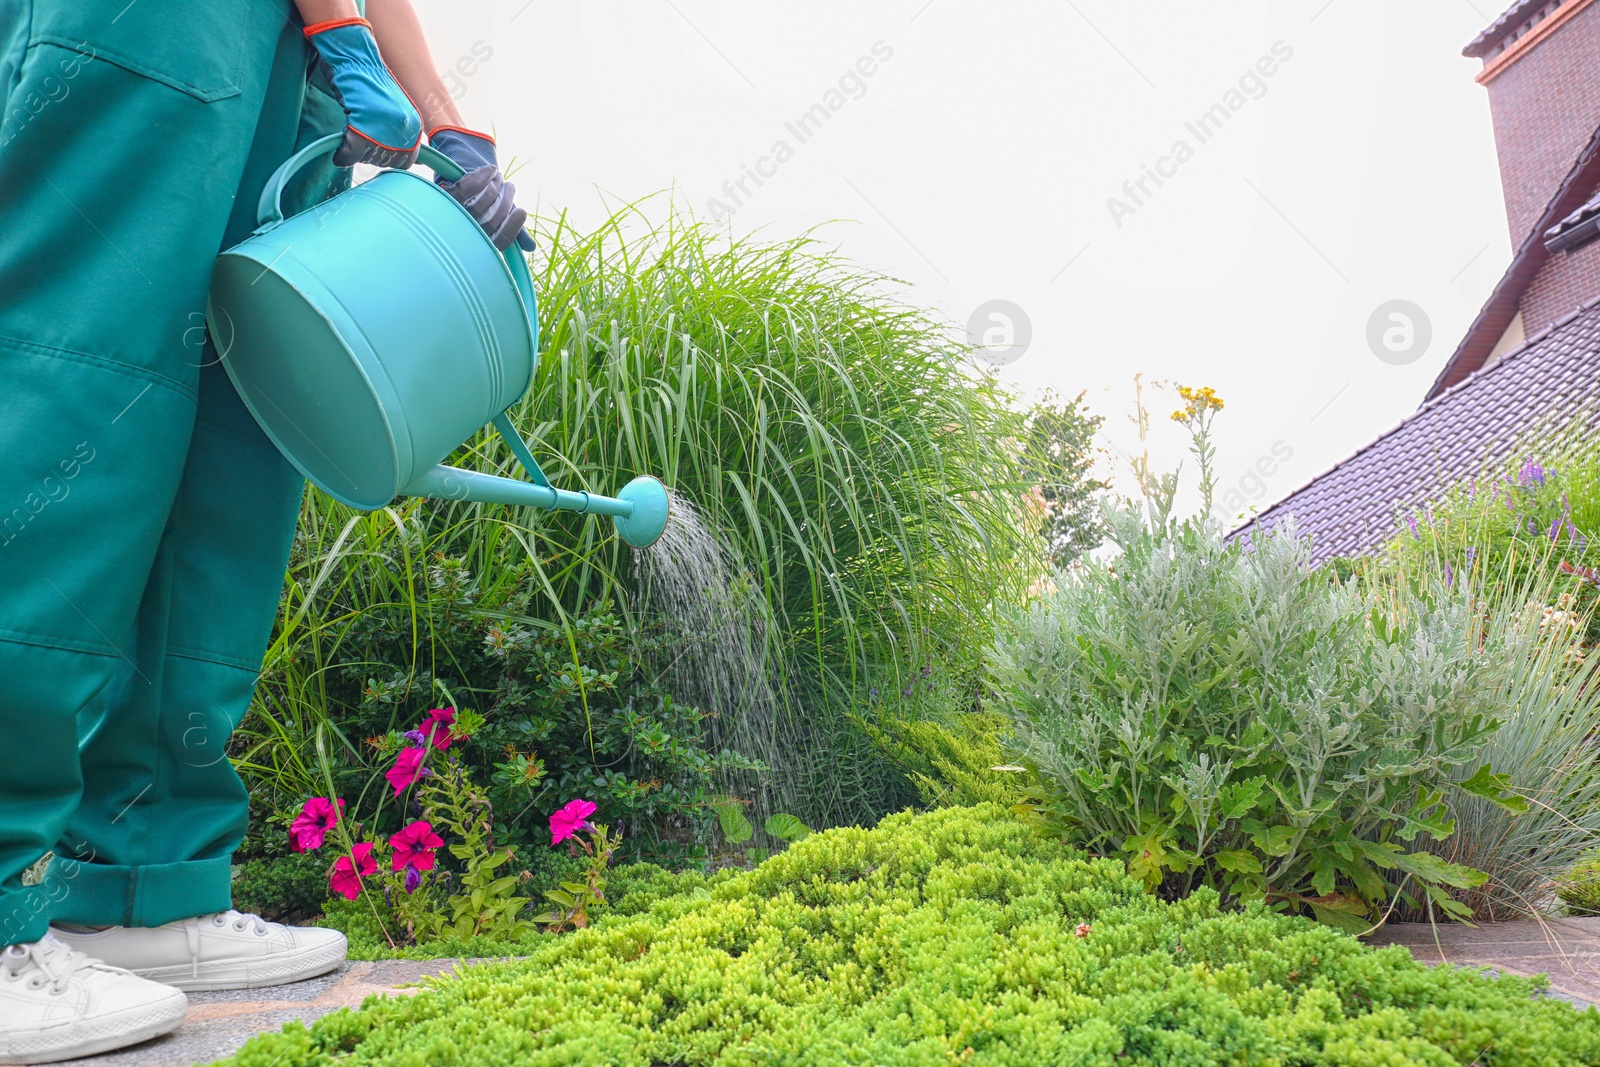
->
[0,0,348,945]
[46,362,310,929]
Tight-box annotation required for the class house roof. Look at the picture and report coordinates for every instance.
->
[1546,190,1600,251]
[1229,296,1600,563]
[1464,0,1562,58]
[1424,122,1600,401]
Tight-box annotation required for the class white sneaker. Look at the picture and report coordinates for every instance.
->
[51,911,347,992]
[0,935,187,1065]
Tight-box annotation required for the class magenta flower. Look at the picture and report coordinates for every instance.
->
[550,799,597,844]
[289,797,343,853]
[329,842,378,900]
[385,747,426,796]
[389,820,445,872]
[415,707,459,752]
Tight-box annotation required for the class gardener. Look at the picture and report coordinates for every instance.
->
[0,1,529,1060]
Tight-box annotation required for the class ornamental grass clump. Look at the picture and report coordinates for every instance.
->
[243,202,1039,845]
[222,805,1600,1066]
[992,500,1527,931]
[1363,555,1600,922]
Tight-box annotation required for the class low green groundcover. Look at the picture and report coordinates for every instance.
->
[224,805,1600,1066]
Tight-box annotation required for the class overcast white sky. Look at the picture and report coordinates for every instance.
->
[409,0,1512,522]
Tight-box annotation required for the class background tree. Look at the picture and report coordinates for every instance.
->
[1022,389,1110,567]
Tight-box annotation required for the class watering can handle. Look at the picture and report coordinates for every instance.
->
[255,133,548,487]
[254,133,536,314]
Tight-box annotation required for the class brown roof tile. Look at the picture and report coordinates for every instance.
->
[1230,297,1600,563]
[1465,0,1568,58]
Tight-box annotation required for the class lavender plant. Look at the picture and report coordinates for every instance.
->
[1384,441,1600,642]
[994,504,1526,930]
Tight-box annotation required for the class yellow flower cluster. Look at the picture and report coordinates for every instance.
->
[1171,384,1224,422]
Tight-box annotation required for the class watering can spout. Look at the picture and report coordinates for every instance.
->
[404,465,671,549]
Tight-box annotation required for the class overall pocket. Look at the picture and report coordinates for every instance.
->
[27,0,268,103]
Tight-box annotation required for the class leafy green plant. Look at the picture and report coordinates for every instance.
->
[994,500,1526,930]
[1556,852,1600,914]
[406,745,534,943]
[476,608,764,857]
[285,706,539,948]
[763,813,810,842]
[533,800,620,933]
[223,805,1600,1067]
[230,852,328,926]
[240,570,755,861]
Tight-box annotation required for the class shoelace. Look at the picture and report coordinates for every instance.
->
[184,911,272,980]
[1,935,90,995]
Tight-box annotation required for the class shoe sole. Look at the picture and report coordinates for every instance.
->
[130,938,347,992]
[0,990,187,1065]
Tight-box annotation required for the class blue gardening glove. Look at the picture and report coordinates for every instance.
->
[428,126,535,252]
[304,18,422,169]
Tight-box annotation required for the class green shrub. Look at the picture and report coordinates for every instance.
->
[993,502,1524,929]
[242,594,751,862]
[473,608,763,858]
[856,664,1022,809]
[864,710,1020,808]
[223,805,1600,1066]
[231,853,329,926]
[1556,852,1600,915]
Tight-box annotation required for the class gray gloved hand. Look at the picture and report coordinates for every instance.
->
[427,127,534,252]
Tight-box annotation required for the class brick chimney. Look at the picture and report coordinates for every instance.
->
[1465,0,1600,245]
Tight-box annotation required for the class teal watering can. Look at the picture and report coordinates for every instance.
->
[206,133,670,549]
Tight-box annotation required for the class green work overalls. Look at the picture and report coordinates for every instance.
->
[0,0,356,945]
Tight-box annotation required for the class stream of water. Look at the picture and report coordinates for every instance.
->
[629,491,798,840]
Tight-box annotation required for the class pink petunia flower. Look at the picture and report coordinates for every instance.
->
[389,820,445,872]
[289,797,343,853]
[329,842,378,900]
[549,799,598,845]
[415,707,459,752]
[385,747,426,796]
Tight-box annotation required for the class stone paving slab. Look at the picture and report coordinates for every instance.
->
[69,959,481,1067]
[1373,916,1600,1008]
